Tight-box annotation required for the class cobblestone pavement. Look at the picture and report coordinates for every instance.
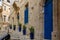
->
[0,31,8,40]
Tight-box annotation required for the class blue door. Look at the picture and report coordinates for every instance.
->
[44,0,53,40]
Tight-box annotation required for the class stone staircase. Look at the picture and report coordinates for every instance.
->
[9,30,30,40]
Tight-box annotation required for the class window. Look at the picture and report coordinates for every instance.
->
[24,3,28,24]
[7,0,10,3]
[4,15,6,22]
[4,6,6,10]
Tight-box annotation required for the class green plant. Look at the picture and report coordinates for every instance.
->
[18,23,22,26]
[13,25,16,26]
[29,26,34,33]
[23,25,26,30]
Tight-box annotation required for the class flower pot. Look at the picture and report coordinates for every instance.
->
[18,23,22,32]
[30,32,34,39]
[19,25,21,32]
[23,29,26,35]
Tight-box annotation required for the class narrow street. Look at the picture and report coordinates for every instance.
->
[0,0,60,40]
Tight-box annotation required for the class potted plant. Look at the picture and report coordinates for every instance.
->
[13,25,16,30]
[29,26,34,39]
[18,23,22,32]
[23,25,26,35]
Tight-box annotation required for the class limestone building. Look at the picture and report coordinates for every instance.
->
[0,0,60,40]
[0,0,3,31]
[9,0,44,40]
[52,0,60,40]
[0,6,3,31]
[2,0,10,31]
[0,0,14,31]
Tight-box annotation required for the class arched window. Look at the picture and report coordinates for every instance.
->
[4,15,6,22]
[4,6,6,10]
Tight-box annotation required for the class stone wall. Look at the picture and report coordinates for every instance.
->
[57,0,60,40]
[52,0,60,40]
[9,0,44,40]
[52,0,58,40]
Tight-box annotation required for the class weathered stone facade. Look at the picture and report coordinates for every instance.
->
[0,7,3,31]
[1,0,60,40]
[9,0,44,40]
[52,0,60,40]
[57,0,60,40]
[0,0,11,31]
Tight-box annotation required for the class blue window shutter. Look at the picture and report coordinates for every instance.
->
[44,0,53,40]
[24,7,28,24]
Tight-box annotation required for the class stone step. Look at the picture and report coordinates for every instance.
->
[9,30,31,40]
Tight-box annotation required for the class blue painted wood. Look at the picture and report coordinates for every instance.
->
[44,0,53,39]
[24,7,28,24]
